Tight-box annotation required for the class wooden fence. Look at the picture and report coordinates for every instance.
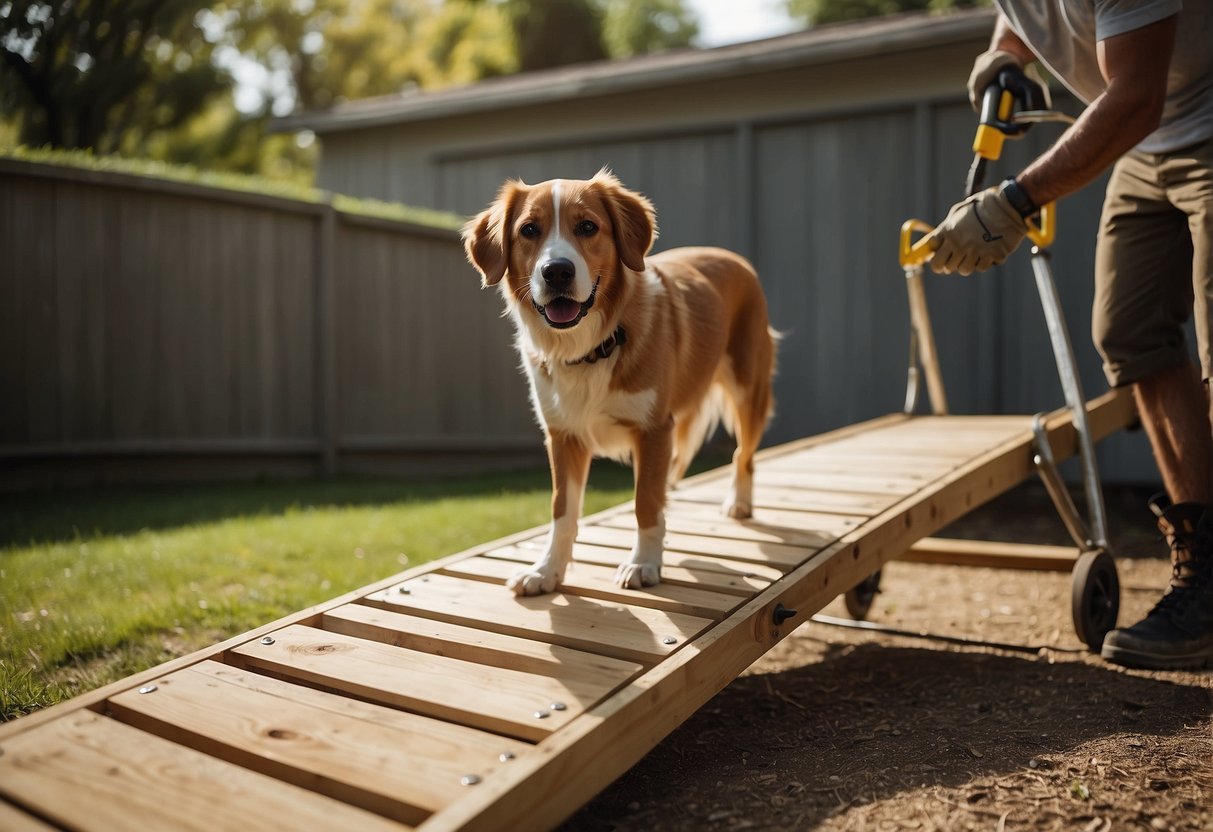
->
[0,159,541,489]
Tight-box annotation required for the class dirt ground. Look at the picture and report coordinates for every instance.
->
[561,484,1213,831]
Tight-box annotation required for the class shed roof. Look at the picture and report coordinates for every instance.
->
[280,7,994,135]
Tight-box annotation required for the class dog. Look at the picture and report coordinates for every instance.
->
[462,169,776,596]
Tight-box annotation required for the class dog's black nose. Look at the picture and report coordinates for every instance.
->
[541,258,575,287]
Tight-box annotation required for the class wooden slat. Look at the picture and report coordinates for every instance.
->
[322,603,645,681]
[495,540,782,590]
[0,711,404,832]
[440,555,741,619]
[900,537,1078,571]
[229,624,595,743]
[753,468,928,495]
[597,506,854,549]
[0,801,56,831]
[362,573,711,666]
[574,523,813,570]
[107,660,526,825]
[761,449,958,476]
[676,482,899,515]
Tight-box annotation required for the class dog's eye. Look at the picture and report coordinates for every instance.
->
[520,222,541,239]
[574,220,598,237]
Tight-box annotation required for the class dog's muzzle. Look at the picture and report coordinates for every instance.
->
[534,258,598,329]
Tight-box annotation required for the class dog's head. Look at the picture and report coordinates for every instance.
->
[463,169,657,355]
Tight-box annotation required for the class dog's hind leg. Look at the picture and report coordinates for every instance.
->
[510,431,591,596]
[723,370,773,520]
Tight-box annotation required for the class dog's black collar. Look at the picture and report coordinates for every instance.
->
[567,326,627,365]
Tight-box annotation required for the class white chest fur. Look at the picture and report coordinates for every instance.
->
[525,360,655,461]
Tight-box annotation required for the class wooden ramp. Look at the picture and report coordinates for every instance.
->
[0,391,1135,831]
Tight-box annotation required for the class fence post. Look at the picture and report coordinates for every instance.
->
[316,200,338,476]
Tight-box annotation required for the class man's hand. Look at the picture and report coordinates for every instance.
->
[968,49,1020,110]
[968,49,1052,112]
[924,187,1028,276]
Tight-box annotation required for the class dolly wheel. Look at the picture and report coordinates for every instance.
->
[1071,549,1120,652]
[844,570,882,620]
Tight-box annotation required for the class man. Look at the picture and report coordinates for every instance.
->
[924,0,1213,670]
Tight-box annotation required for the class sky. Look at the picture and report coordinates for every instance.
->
[688,0,801,47]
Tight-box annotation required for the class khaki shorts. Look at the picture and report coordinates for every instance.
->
[1093,136,1213,386]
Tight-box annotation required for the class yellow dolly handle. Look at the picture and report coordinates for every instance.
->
[898,203,1056,269]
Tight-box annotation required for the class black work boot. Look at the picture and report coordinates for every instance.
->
[1102,494,1213,670]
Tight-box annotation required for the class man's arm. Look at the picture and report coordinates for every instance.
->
[1017,15,1176,207]
[991,14,1035,65]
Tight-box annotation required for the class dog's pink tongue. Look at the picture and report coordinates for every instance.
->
[544,298,582,324]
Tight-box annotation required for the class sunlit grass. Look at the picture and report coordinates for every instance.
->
[0,467,638,722]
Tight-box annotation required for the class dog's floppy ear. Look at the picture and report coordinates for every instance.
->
[593,168,656,273]
[463,180,522,287]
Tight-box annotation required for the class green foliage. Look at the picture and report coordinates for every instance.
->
[1,0,229,151]
[503,0,607,71]
[602,0,698,59]
[785,0,989,25]
[0,0,702,190]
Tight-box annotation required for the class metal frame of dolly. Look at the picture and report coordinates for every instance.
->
[854,83,1122,652]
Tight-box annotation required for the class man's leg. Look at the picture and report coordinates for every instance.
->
[1133,360,1212,505]
[1101,142,1213,670]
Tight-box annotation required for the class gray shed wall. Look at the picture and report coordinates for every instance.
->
[315,79,1158,484]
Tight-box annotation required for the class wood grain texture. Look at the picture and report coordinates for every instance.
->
[106,660,524,825]
[229,624,603,742]
[0,710,406,832]
[363,573,712,666]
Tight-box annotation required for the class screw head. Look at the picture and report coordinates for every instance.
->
[550,702,567,712]
[461,774,481,786]
[499,751,516,763]
[398,585,411,595]
[138,684,158,694]
[662,636,678,645]
[533,710,550,720]
[260,636,276,646]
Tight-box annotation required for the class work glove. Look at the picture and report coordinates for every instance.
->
[968,49,1052,111]
[924,186,1028,276]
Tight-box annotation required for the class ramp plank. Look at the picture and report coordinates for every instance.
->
[107,660,525,825]
[676,483,899,514]
[322,603,644,681]
[0,801,56,831]
[753,468,929,495]
[575,523,812,571]
[441,555,741,619]
[494,540,781,591]
[363,573,711,666]
[230,624,595,742]
[598,507,854,549]
[667,497,872,531]
[0,710,405,832]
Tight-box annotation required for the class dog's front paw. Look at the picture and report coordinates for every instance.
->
[615,562,661,589]
[507,564,561,596]
[723,496,753,519]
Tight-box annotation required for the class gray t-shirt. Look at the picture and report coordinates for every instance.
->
[994,0,1212,153]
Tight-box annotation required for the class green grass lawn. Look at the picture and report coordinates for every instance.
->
[0,465,644,722]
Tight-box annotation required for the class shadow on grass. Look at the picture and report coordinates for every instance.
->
[0,467,603,548]
[0,453,735,549]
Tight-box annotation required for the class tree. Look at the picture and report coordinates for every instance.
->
[785,0,987,26]
[502,0,607,72]
[0,0,701,183]
[1,0,229,151]
[601,0,697,59]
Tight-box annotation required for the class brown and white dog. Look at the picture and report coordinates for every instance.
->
[463,170,776,596]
